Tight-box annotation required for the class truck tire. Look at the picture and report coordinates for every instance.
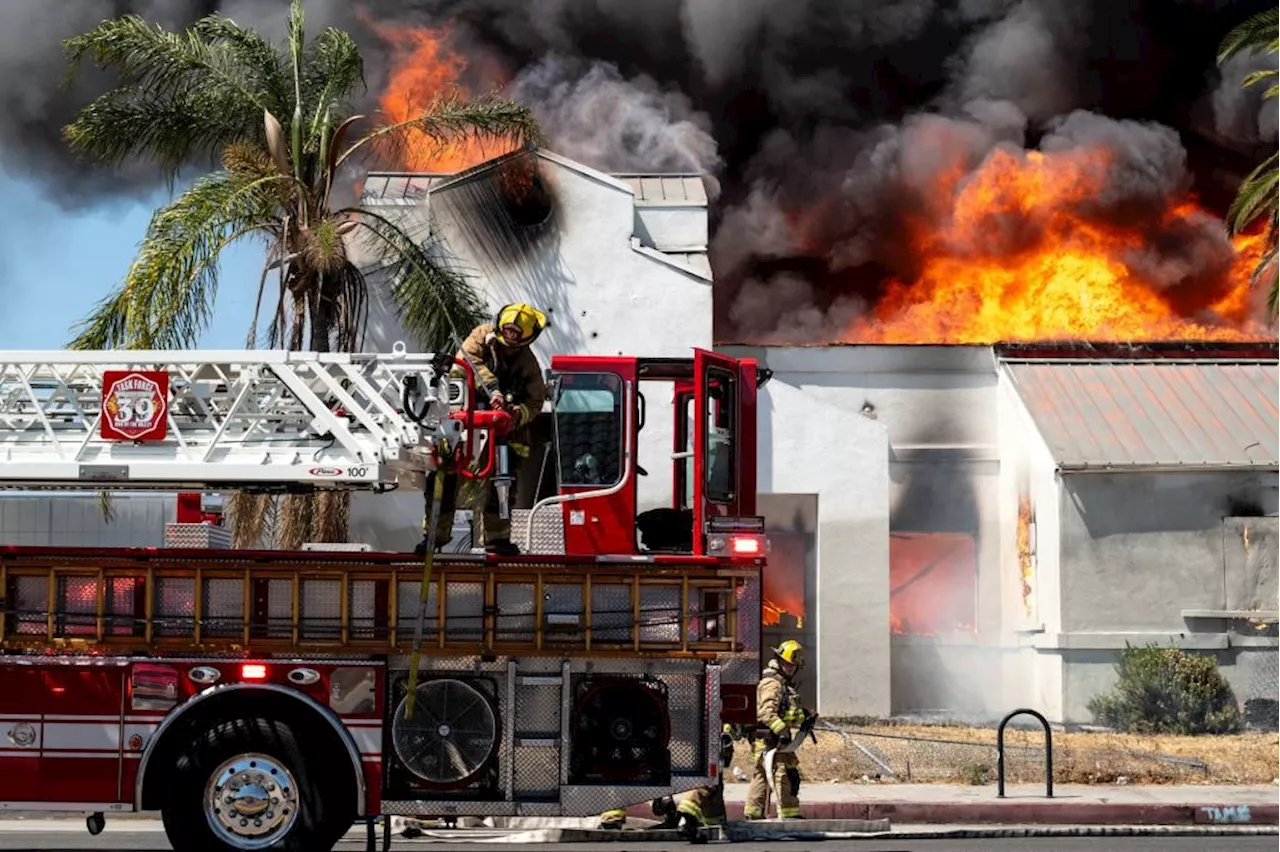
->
[160,716,351,851]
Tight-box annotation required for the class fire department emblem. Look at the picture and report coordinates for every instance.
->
[101,370,169,441]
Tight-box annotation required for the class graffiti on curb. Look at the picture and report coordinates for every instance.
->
[1200,805,1253,824]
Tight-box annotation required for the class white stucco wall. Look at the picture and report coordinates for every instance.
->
[720,345,1011,717]
[997,368,1065,719]
[347,152,713,550]
[727,349,891,717]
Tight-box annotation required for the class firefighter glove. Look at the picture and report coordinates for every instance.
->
[778,728,792,747]
[719,733,735,764]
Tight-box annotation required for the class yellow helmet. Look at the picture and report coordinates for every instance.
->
[494,303,547,347]
[772,639,804,667]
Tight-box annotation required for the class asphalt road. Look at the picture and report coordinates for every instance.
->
[0,832,1274,852]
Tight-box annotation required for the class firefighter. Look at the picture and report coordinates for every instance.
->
[416,303,549,556]
[673,724,740,836]
[743,639,808,820]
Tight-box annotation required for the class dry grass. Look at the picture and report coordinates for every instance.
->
[728,724,1280,786]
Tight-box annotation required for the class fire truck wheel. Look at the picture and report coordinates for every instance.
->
[161,716,349,851]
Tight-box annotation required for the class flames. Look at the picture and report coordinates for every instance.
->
[889,532,977,636]
[837,146,1269,344]
[366,18,514,172]
[1016,497,1035,620]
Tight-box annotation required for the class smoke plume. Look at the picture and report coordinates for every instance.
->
[0,0,1274,339]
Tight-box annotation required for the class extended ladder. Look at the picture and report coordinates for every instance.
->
[0,347,446,491]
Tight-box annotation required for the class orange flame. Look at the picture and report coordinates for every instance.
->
[1016,496,1035,619]
[761,530,807,628]
[839,147,1270,343]
[889,532,977,636]
[365,19,514,172]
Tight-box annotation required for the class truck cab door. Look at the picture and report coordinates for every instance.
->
[691,349,745,554]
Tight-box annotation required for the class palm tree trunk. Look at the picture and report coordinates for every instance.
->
[308,272,332,352]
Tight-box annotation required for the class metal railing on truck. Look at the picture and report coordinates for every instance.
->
[0,549,749,658]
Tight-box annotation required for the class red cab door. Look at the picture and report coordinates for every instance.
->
[0,665,43,803]
[692,349,745,554]
[552,359,639,556]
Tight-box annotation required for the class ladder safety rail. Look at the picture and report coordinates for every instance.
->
[0,552,746,657]
[0,346,456,491]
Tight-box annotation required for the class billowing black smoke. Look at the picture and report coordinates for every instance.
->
[3,0,1275,338]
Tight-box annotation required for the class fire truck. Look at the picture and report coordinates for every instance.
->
[0,345,768,851]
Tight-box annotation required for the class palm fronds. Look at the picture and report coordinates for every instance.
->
[346,207,487,351]
[1218,7,1279,64]
[69,169,281,350]
[1226,152,1279,237]
[340,90,543,170]
[1218,7,1279,321]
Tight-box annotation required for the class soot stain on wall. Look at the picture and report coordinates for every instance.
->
[431,148,560,271]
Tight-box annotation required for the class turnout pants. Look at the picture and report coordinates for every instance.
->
[743,741,801,819]
[676,779,727,826]
[429,470,510,548]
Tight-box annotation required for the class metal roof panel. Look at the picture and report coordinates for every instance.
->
[1003,359,1280,470]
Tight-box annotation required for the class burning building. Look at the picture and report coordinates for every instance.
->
[722,341,1277,720]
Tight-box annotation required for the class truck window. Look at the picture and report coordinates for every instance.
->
[555,372,624,486]
[704,367,736,503]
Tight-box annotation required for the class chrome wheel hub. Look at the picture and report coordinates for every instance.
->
[204,753,299,849]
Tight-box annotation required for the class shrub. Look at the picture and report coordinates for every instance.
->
[1087,644,1242,735]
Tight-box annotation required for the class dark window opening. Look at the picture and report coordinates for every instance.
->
[496,155,554,227]
[704,367,736,504]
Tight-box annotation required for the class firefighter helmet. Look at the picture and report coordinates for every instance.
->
[494,303,547,347]
[772,639,804,668]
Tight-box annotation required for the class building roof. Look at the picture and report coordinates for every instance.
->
[359,151,699,206]
[614,174,708,206]
[1002,357,1279,471]
[360,173,448,205]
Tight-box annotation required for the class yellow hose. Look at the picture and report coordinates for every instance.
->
[404,466,446,718]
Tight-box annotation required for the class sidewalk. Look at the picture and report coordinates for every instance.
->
[620,782,1279,826]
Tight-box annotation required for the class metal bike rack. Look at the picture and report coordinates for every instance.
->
[996,708,1053,798]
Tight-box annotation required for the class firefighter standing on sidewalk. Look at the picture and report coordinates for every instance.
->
[415,302,548,556]
[743,639,808,820]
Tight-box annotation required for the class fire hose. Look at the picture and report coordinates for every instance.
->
[404,466,445,719]
[762,712,818,818]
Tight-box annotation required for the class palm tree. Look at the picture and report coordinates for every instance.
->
[1218,7,1279,318]
[63,1,541,546]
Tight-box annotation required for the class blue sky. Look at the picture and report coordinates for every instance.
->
[0,171,261,351]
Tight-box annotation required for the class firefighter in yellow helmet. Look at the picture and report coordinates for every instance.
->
[416,303,549,556]
[743,640,808,819]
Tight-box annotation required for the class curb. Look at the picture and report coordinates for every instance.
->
[477,823,1278,844]
[619,801,1279,826]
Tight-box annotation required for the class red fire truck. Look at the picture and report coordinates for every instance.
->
[0,345,767,850]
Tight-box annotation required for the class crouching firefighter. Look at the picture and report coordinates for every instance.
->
[744,640,808,820]
[671,723,741,836]
[416,303,549,557]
